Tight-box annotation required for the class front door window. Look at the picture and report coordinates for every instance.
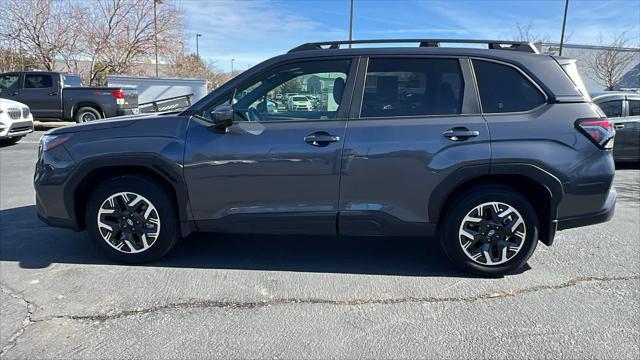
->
[207,60,351,122]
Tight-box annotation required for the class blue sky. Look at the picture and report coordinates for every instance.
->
[177,0,640,71]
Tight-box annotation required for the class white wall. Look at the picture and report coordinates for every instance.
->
[106,75,208,105]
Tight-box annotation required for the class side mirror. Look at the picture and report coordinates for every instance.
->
[210,103,234,130]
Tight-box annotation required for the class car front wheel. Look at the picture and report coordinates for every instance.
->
[86,176,179,263]
[441,186,539,276]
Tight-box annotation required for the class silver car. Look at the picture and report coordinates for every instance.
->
[592,92,640,163]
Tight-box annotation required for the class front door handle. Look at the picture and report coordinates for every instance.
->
[443,127,480,141]
[304,131,340,147]
[48,92,58,96]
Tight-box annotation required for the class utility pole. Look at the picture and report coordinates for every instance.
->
[348,0,354,48]
[231,58,235,74]
[154,0,162,77]
[196,33,202,58]
[559,0,569,56]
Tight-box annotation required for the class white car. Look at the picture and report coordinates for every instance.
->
[287,95,313,111]
[0,98,34,144]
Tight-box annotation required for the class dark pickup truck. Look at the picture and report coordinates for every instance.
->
[0,71,138,122]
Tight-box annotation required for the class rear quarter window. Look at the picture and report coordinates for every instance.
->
[473,60,546,113]
[63,75,82,87]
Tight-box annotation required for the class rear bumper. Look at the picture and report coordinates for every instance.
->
[116,107,140,117]
[557,188,616,230]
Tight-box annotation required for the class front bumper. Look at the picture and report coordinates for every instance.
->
[0,119,34,139]
[34,141,80,230]
[557,188,616,230]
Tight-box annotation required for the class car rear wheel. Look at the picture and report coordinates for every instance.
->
[440,186,539,276]
[86,176,179,263]
[75,107,101,123]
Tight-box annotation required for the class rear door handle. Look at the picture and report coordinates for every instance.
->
[614,123,625,130]
[304,131,340,147]
[443,128,480,141]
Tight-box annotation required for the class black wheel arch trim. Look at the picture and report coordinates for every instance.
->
[429,162,564,246]
[62,154,196,238]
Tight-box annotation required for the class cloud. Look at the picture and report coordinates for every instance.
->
[179,0,346,70]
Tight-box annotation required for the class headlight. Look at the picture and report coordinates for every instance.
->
[40,134,70,151]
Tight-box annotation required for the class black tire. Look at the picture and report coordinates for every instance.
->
[440,185,539,276]
[0,136,23,146]
[75,107,101,123]
[86,176,180,263]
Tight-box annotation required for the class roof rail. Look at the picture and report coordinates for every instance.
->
[289,39,539,54]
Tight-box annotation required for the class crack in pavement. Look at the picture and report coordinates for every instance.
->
[0,284,37,357]
[50,275,639,323]
[1,274,637,355]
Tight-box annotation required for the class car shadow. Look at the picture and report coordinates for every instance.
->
[0,205,529,278]
[616,161,640,170]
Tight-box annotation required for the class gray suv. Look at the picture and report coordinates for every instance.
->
[34,39,616,276]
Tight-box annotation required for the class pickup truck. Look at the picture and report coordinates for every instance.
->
[0,71,138,122]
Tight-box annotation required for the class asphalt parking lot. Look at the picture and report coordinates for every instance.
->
[1,130,639,359]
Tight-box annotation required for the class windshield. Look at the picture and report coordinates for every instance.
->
[292,96,307,101]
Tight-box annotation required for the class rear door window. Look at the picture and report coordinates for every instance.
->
[628,100,640,117]
[360,58,464,118]
[473,60,546,113]
[24,74,53,89]
[597,100,623,118]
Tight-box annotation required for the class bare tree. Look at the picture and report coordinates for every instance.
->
[513,21,550,46]
[79,0,185,85]
[0,0,186,84]
[585,32,637,90]
[0,0,81,71]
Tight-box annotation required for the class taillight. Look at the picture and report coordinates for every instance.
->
[111,89,125,99]
[575,118,615,149]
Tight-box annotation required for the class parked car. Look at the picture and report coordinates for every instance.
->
[287,95,313,111]
[0,98,33,144]
[0,71,138,123]
[35,39,616,276]
[592,92,640,163]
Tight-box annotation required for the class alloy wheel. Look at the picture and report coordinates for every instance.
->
[458,201,526,266]
[96,192,161,254]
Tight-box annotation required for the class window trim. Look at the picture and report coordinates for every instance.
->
[352,55,478,121]
[470,57,549,116]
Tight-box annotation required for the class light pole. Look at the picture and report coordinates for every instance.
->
[154,0,162,77]
[348,0,354,48]
[196,33,202,58]
[559,0,569,56]
[231,58,235,74]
